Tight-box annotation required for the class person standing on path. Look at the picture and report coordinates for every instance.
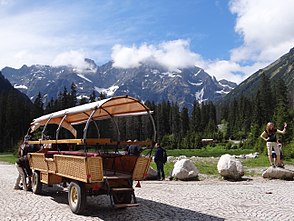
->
[14,136,31,190]
[260,122,287,167]
[154,143,166,180]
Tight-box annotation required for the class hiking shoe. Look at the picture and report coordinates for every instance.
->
[14,186,22,190]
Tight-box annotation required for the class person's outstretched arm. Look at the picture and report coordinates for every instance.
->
[277,122,287,134]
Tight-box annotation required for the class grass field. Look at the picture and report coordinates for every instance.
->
[0,154,17,164]
[166,146,255,157]
[1,146,294,177]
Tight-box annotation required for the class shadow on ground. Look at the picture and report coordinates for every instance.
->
[44,186,224,221]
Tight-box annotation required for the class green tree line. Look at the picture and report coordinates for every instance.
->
[1,74,293,153]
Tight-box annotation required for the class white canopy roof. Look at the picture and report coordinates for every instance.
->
[30,96,151,136]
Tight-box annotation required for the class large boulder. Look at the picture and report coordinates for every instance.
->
[145,166,158,180]
[167,156,176,163]
[262,167,294,180]
[217,154,244,180]
[178,155,187,160]
[171,159,199,181]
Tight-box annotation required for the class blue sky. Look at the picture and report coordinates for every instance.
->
[1,0,294,83]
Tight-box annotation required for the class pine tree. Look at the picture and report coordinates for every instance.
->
[258,73,273,124]
[180,107,189,137]
[33,92,44,118]
[89,90,96,102]
[69,83,77,107]
[272,78,291,141]
[190,101,201,132]
[62,86,69,108]
[79,97,88,105]
[99,92,106,100]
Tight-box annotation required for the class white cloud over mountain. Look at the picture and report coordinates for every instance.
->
[229,0,294,63]
[111,40,205,70]
[111,0,294,84]
[0,0,293,84]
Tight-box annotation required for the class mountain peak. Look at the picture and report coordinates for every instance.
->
[1,61,237,109]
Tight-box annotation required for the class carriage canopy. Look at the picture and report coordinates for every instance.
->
[30,95,153,139]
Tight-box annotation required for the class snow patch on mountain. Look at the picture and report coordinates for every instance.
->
[95,85,119,96]
[219,82,234,90]
[216,89,230,94]
[194,68,202,77]
[77,74,92,83]
[195,88,206,103]
[14,84,28,89]
[188,80,203,86]
[160,72,182,78]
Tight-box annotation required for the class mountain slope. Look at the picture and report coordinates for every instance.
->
[221,47,294,106]
[1,61,237,109]
[0,72,35,150]
[0,71,13,92]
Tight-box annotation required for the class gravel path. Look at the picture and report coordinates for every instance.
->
[1,162,294,221]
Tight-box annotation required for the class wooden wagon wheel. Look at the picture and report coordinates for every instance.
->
[32,171,42,194]
[68,181,86,214]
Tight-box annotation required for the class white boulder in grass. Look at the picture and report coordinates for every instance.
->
[262,167,294,180]
[167,156,176,163]
[217,154,244,180]
[178,155,187,160]
[172,159,199,180]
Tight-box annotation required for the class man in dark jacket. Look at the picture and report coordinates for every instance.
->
[154,143,165,180]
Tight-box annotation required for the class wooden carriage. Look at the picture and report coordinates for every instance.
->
[27,95,156,214]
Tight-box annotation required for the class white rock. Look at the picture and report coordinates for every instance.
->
[145,166,158,180]
[189,156,197,163]
[262,167,294,180]
[178,155,187,160]
[217,154,244,180]
[172,159,199,181]
[167,156,176,163]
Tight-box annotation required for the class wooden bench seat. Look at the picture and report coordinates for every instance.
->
[46,151,100,157]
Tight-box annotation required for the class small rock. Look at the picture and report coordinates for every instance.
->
[178,155,187,160]
[167,156,176,163]
[145,166,158,180]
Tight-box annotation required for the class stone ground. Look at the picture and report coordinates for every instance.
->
[1,162,294,221]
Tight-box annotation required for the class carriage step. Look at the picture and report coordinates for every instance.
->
[111,188,134,192]
[114,203,139,209]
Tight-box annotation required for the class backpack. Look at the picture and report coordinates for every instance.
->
[162,149,167,164]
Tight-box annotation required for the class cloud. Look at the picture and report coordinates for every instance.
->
[0,1,118,69]
[111,39,205,70]
[204,0,294,84]
[52,50,92,71]
[229,0,294,62]
[205,60,269,84]
[110,39,278,84]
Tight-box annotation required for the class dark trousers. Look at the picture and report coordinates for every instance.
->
[156,162,165,180]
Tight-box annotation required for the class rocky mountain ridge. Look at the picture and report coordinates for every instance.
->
[1,61,237,109]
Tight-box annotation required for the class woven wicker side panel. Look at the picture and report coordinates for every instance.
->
[30,153,47,171]
[46,160,56,173]
[41,172,49,184]
[132,157,151,181]
[55,155,87,182]
[87,157,103,182]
